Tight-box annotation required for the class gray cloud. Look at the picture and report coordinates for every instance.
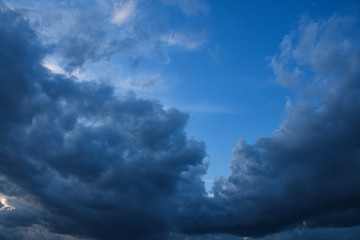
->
[2,2,360,240]
[0,5,207,240]
[50,10,150,71]
[179,14,360,238]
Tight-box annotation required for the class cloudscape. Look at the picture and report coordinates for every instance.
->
[0,1,360,239]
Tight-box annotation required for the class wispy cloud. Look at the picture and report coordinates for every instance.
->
[112,0,137,25]
[161,32,206,50]
[117,72,169,92]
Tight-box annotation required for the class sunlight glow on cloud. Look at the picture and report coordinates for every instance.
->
[0,194,15,211]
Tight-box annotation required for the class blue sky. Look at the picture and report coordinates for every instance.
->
[1,0,360,239]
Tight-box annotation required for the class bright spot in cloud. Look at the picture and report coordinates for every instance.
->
[112,0,137,25]
[42,57,67,75]
[42,57,86,80]
[0,194,15,211]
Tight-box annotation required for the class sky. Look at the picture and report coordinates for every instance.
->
[0,0,360,239]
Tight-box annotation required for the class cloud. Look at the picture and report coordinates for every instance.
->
[8,0,208,95]
[42,56,70,76]
[18,0,206,69]
[2,1,360,239]
[160,32,206,50]
[249,226,360,240]
[0,194,15,211]
[178,14,360,238]
[118,72,168,92]
[112,0,137,25]
[0,5,207,240]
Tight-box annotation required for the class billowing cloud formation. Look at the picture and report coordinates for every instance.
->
[0,6,207,240]
[179,14,360,238]
[2,1,360,239]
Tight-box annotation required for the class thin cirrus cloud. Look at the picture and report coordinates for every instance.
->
[1,1,360,240]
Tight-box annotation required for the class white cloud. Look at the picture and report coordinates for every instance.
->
[42,56,86,80]
[42,57,68,75]
[112,0,137,25]
[161,32,205,50]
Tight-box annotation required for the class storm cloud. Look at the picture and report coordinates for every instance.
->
[1,2,360,240]
[0,5,207,240]
[179,14,360,238]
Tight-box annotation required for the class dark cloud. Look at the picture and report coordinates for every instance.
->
[0,5,207,240]
[179,15,360,238]
[252,226,360,240]
[173,226,360,240]
[2,2,360,240]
